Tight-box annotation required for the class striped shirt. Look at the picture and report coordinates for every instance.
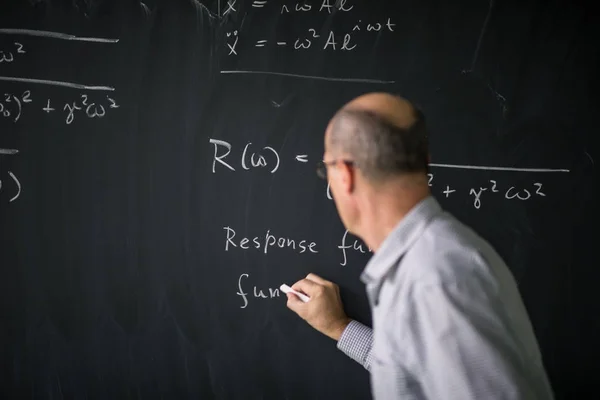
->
[337,196,554,399]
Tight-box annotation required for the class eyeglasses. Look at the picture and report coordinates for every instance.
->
[316,159,355,179]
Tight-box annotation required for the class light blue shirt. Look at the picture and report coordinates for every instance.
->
[337,196,554,399]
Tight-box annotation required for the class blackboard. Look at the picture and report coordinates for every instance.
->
[0,0,597,399]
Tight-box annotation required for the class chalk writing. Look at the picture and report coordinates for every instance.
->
[226,0,392,55]
[223,226,318,255]
[0,76,115,91]
[58,94,119,125]
[0,28,118,43]
[226,30,239,55]
[430,176,548,208]
[0,91,119,124]
[227,28,374,53]
[220,70,395,84]
[0,170,21,203]
[325,165,566,209]
[236,273,281,309]
[0,42,25,63]
[338,230,372,266]
[209,138,280,173]
[223,0,237,15]
[280,0,354,14]
[429,174,548,210]
[291,29,357,51]
[0,90,32,122]
[352,19,396,32]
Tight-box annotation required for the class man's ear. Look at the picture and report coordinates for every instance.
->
[340,162,355,194]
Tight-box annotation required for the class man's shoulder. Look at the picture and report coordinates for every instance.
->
[414,210,492,259]
[401,210,506,286]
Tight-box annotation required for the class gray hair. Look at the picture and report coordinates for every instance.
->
[328,108,429,182]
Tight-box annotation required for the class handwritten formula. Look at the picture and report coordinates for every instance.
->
[0,90,32,122]
[0,90,119,125]
[0,42,25,63]
[224,0,395,56]
[327,172,552,210]
[0,28,120,207]
[209,137,566,210]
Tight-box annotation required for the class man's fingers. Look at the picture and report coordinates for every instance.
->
[286,292,305,312]
[307,273,338,292]
[291,278,321,296]
[305,273,329,285]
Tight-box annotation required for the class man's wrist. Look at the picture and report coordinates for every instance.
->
[330,317,352,341]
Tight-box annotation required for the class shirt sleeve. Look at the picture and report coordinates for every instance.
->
[336,319,374,371]
[403,281,551,399]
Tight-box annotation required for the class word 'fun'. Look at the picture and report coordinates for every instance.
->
[236,273,282,309]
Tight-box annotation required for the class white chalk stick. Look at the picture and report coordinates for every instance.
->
[280,284,310,302]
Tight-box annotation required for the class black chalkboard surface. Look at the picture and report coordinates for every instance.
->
[0,0,597,399]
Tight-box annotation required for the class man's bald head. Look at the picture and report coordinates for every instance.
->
[326,93,429,183]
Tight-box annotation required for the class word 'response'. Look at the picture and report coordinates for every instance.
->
[223,226,318,254]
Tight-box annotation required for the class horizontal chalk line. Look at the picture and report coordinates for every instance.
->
[220,70,394,84]
[0,28,118,43]
[429,163,569,173]
[0,76,114,91]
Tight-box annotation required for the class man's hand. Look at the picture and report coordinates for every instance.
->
[286,273,351,341]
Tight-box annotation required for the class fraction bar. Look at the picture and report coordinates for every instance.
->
[429,163,570,173]
[0,76,114,91]
[220,70,395,84]
[0,28,118,43]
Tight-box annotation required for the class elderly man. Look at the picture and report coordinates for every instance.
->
[285,93,554,399]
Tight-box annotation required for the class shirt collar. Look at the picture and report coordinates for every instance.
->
[360,195,443,286]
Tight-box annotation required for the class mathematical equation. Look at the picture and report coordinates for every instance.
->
[210,138,308,173]
[224,0,394,55]
[209,138,555,210]
[0,42,25,63]
[0,90,32,122]
[325,173,550,209]
[0,150,21,203]
[223,0,355,15]
[210,138,554,209]
[426,173,547,209]
[0,91,119,124]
